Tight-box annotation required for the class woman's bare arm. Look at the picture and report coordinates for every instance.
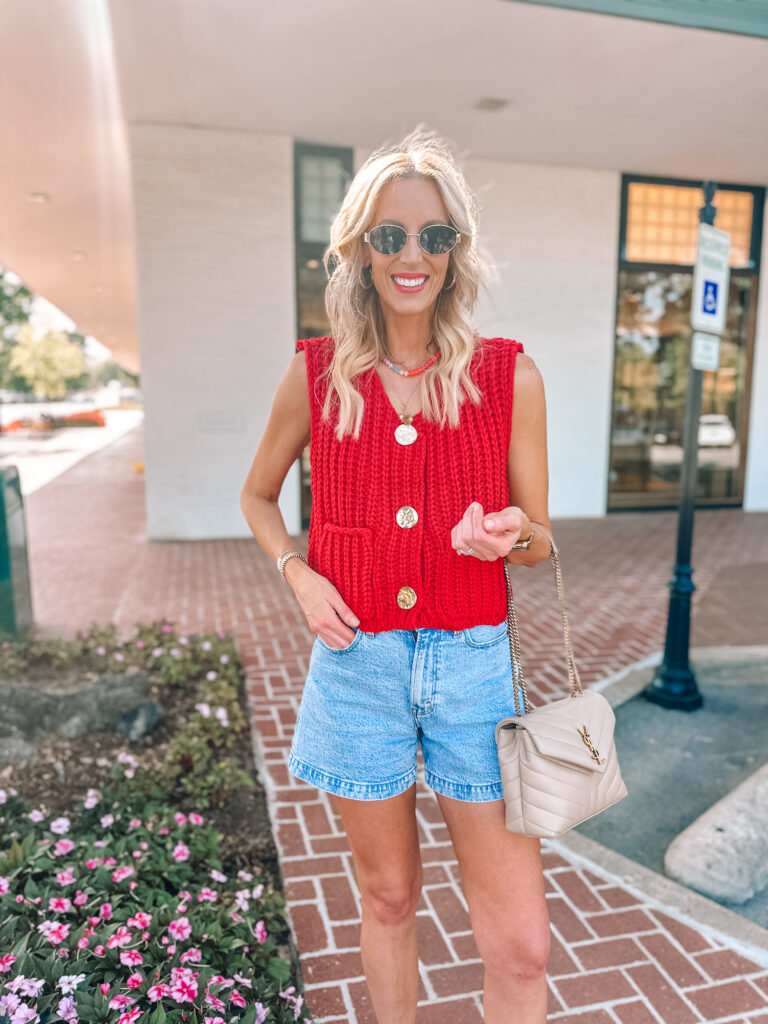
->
[239,351,312,582]
[504,352,552,567]
[239,351,361,646]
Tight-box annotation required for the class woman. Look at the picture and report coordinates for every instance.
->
[240,127,552,1024]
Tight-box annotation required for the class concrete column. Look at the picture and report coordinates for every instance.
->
[129,124,298,539]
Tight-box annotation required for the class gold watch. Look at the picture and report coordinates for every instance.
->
[508,524,535,552]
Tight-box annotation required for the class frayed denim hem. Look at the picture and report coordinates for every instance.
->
[424,767,505,802]
[287,754,417,801]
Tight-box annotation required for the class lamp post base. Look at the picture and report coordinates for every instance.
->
[644,666,704,711]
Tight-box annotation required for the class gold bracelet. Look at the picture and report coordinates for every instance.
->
[277,550,308,577]
[508,524,536,552]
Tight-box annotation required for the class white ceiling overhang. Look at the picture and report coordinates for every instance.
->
[1,0,766,372]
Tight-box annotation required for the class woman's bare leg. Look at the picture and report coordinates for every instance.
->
[332,783,422,1024]
[434,793,550,1024]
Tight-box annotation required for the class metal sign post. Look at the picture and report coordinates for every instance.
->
[644,183,730,711]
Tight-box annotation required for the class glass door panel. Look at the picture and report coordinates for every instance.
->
[608,270,753,508]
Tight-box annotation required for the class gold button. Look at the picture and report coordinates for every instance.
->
[396,585,418,609]
[396,505,418,529]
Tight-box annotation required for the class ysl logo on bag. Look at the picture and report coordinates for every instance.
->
[577,725,606,765]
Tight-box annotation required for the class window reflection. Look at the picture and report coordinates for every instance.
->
[609,271,751,507]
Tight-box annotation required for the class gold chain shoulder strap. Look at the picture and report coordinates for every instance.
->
[502,524,584,718]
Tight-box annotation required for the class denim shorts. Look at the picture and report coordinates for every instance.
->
[287,622,526,802]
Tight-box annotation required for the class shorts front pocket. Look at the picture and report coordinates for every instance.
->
[462,621,508,648]
[316,523,375,620]
[315,627,364,654]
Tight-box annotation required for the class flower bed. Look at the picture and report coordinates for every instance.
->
[0,622,313,1024]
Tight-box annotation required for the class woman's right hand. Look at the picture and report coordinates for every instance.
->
[284,561,360,649]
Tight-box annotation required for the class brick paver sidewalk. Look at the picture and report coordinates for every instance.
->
[26,423,768,1022]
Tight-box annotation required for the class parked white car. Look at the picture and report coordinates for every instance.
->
[698,414,736,447]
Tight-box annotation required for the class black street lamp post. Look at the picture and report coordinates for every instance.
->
[643,182,720,711]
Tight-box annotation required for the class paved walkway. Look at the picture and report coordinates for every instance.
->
[24,422,768,1023]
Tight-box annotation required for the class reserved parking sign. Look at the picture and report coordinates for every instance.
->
[691,224,731,335]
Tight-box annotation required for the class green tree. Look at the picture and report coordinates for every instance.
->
[9,325,85,398]
[0,268,35,392]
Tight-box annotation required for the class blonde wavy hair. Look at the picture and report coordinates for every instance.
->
[320,125,492,440]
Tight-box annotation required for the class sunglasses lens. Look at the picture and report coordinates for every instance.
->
[368,225,407,254]
[421,225,458,254]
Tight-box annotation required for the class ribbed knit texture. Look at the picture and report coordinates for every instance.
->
[295,335,525,632]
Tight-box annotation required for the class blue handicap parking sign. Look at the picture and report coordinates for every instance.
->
[703,280,718,315]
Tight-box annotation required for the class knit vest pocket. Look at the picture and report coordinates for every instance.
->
[316,523,375,620]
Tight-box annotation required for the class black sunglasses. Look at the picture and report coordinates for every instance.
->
[363,223,461,256]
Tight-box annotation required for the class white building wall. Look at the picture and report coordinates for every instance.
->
[130,125,298,539]
[743,194,768,511]
[467,159,620,518]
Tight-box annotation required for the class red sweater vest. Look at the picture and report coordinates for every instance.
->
[295,335,524,632]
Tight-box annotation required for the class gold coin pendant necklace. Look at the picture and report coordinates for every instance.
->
[381,347,441,446]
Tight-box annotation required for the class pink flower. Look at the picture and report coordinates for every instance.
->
[167,944,176,956]
[99,983,110,995]
[169,976,197,1003]
[12,1005,41,1023]
[57,994,78,1021]
[100,814,114,828]
[108,995,135,1011]
[179,947,201,964]
[207,975,233,989]
[94,945,105,956]
[0,876,9,895]
[230,910,245,923]
[254,1004,270,1024]
[255,920,267,943]
[172,841,190,862]
[174,812,187,826]
[48,897,72,912]
[117,1008,142,1024]
[176,901,188,914]
[112,866,135,883]
[99,902,112,920]
[205,993,225,1011]
[106,926,133,949]
[126,972,144,989]
[127,911,152,928]
[56,868,76,886]
[178,889,193,901]
[77,937,89,949]
[128,818,142,831]
[85,858,102,869]
[214,707,229,728]
[73,891,88,906]
[197,888,217,903]
[204,1017,226,1024]
[120,950,144,967]
[53,839,75,857]
[229,988,247,1008]
[0,953,17,972]
[147,983,171,1001]
[50,816,71,835]
[38,919,71,945]
[189,812,204,826]
[83,788,100,809]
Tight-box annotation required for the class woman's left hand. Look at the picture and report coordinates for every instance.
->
[451,502,532,560]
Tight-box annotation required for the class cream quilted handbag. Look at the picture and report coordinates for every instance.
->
[495,528,628,839]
